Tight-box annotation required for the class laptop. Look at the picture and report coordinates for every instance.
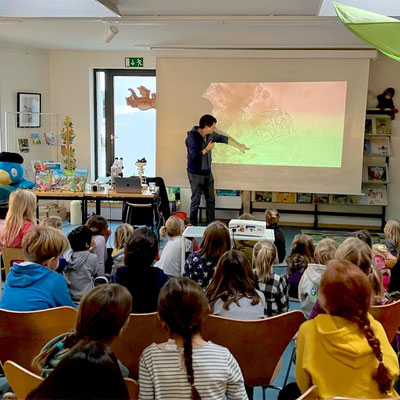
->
[114,177,142,194]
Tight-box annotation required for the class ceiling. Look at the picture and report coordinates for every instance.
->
[0,0,399,51]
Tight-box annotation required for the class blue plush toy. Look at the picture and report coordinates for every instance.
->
[0,152,35,201]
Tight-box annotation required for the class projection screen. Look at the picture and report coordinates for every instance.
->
[156,57,370,194]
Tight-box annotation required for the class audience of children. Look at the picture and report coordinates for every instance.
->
[206,250,265,320]
[111,223,134,276]
[138,277,248,400]
[183,221,231,289]
[253,240,289,317]
[85,215,110,276]
[64,226,99,304]
[298,238,338,318]
[384,219,400,257]
[1,189,36,248]
[33,284,131,378]
[296,260,399,399]
[286,234,315,299]
[27,340,129,400]
[112,226,168,313]
[0,226,75,311]
[265,209,286,263]
[234,213,257,265]
[155,215,193,277]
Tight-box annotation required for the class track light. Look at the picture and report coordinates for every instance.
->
[104,22,119,43]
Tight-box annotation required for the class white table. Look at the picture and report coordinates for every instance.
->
[181,226,275,274]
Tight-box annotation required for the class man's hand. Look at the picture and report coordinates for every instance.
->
[206,142,215,151]
[238,143,250,154]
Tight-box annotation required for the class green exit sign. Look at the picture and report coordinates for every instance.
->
[125,57,144,68]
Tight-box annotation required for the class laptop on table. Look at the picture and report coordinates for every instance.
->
[114,177,142,194]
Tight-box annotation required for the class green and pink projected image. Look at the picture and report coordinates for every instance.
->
[204,82,347,167]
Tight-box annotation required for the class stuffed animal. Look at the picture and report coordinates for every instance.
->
[377,87,399,120]
[0,152,35,201]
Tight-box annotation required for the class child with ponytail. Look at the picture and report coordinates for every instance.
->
[138,277,248,400]
[253,240,289,317]
[296,260,399,399]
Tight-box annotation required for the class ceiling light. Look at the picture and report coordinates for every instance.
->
[104,22,118,43]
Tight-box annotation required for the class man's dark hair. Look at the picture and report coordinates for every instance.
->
[124,227,158,268]
[199,114,217,129]
[68,226,93,252]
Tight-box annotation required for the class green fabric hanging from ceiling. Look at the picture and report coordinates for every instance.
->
[334,2,400,62]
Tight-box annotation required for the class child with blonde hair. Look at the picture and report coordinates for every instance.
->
[0,226,74,311]
[265,209,286,263]
[384,219,400,257]
[298,238,338,318]
[1,189,36,248]
[253,240,289,317]
[111,223,134,275]
[372,244,391,292]
[155,216,192,277]
[40,216,62,230]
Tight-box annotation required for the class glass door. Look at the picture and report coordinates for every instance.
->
[94,69,156,178]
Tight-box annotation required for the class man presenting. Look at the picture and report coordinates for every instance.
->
[185,114,249,225]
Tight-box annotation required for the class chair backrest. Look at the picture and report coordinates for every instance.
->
[111,312,169,379]
[369,300,400,342]
[1,247,24,275]
[297,385,319,400]
[124,377,139,400]
[4,360,43,399]
[4,360,139,400]
[0,307,77,373]
[202,310,305,387]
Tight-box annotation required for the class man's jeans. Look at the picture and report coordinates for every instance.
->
[187,171,215,225]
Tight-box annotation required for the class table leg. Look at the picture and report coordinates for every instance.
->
[96,199,101,215]
[36,200,39,221]
[81,199,86,224]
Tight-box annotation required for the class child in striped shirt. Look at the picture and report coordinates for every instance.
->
[138,277,248,400]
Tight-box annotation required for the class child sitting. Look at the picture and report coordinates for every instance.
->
[286,234,315,299]
[0,226,75,311]
[384,219,400,257]
[1,189,36,248]
[253,240,289,317]
[155,216,192,277]
[206,250,265,320]
[139,277,247,400]
[85,215,110,275]
[296,260,399,399]
[265,209,286,263]
[111,223,134,276]
[112,227,168,313]
[373,244,391,292]
[64,226,99,304]
[298,238,338,318]
[32,284,132,378]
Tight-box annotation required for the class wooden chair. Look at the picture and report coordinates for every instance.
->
[124,377,139,400]
[4,360,43,399]
[297,385,319,400]
[202,311,305,390]
[369,300,400,342]
[112,312,169,379]
[0,307,77,373]
[1,247,24,275]
[4,360,139,400]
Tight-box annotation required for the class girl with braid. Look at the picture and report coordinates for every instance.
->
[138,277,248,400]
[296,260,399,399]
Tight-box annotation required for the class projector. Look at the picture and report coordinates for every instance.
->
[229,219,266,238]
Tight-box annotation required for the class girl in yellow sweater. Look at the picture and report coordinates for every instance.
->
[296,260,399,399]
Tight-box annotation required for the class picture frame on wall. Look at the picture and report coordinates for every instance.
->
[17,92,41,128]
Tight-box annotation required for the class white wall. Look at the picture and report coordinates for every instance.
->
[49,51,156,179]
[0,44,50,150]
[369,53,400,221]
